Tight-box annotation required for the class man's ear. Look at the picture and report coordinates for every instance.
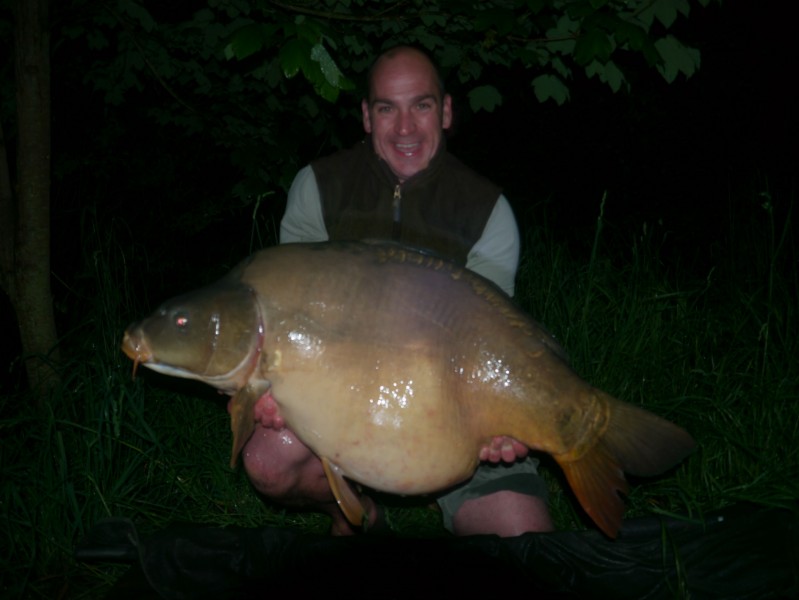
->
[362,98,372,133]
[442,94,453,130]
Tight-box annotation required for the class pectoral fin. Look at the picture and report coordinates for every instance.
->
[228,383,270,468]
[321,457,368,527]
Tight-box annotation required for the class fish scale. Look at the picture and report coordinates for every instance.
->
[122,240,695,538]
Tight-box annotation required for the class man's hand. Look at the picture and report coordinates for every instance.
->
[479,436,529,463]
[227,389,286,430]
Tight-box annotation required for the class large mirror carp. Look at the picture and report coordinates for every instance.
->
[122,241,695,537]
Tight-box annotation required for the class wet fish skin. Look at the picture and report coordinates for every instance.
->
[122,241,695,537]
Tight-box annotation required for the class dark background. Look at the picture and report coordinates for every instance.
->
[1,1,796,391]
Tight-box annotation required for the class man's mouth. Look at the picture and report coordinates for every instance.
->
[395,142,420,157]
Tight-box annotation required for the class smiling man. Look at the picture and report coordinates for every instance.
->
[361,48,452,182]
[245,46,554,537]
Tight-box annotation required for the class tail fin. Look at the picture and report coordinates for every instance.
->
[557,391,696,538]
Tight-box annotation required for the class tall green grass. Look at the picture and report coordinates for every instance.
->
[515,187,798,528]
[1,185,796,598]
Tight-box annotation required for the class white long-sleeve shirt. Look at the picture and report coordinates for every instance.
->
[280,165,521,297]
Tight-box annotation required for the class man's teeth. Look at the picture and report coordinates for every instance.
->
[396,143,418,156]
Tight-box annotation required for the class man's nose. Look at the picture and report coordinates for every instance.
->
[395,110,416,135]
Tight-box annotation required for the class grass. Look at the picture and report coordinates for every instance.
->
[514,185,799,529]
[1,183,797,598]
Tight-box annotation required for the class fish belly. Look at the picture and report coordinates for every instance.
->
[271,348,482,495]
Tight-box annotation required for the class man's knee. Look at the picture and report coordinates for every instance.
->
[437,458,551,536]
[242,427,329,502]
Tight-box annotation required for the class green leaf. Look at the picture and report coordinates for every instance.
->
[458,59,482,84]
[439,45,463,68]
[551,14,580,36]
[420,13,447,28]
[310,43,347,88]
[409,28,444,52]
[315,82,340,103]
[474,8,516,36]
[574,28,612,65]
[468,85,503,113]
[224,23,263,61]
[120,0,155,33]
[546,15,578,55]
[279,41,354,102]
[279,38,310,79]
[567,1,596,19]
[603,60,625,92]
[585,59,626,93]
[654,0,678,28]
[343,35,367,56]
[675,0,692,19]
[655,35,700,83]
[614,21,647,51]
[295,18,323,44]
[551,57,572,80]
[640,0,691,30]
[532,74,570,105]
[527,0,546,13]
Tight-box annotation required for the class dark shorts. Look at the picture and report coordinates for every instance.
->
[436,457,549,532]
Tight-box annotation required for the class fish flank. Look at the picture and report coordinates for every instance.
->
[123,241,696,537]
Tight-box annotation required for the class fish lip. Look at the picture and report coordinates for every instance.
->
[119,290,265,390]
[121,329,152,379]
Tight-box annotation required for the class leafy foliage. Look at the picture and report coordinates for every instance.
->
[48,0,717,205]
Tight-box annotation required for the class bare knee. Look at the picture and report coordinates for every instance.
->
[241,427,331,504]
[451,491,554,537]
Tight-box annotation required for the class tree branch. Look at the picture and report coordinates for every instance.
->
[267,0,413,23]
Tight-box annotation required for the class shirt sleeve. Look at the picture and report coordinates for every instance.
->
[466,195,520,297]
[281,167,519,296]
[279,165,329,244]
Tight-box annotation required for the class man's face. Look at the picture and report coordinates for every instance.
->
[362,50,452,182]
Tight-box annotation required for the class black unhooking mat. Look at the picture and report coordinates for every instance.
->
[76,503,797,599]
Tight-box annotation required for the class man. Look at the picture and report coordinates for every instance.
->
[242,46,554,537]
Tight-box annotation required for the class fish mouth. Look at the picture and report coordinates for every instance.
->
[121,329,152,379]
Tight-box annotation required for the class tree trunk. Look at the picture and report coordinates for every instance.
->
[0,0,59,399]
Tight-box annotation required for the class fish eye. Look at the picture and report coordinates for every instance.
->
[174,313,189,329]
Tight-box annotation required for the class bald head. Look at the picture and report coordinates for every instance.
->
[367,46,445,102]
[362,47,452,181]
